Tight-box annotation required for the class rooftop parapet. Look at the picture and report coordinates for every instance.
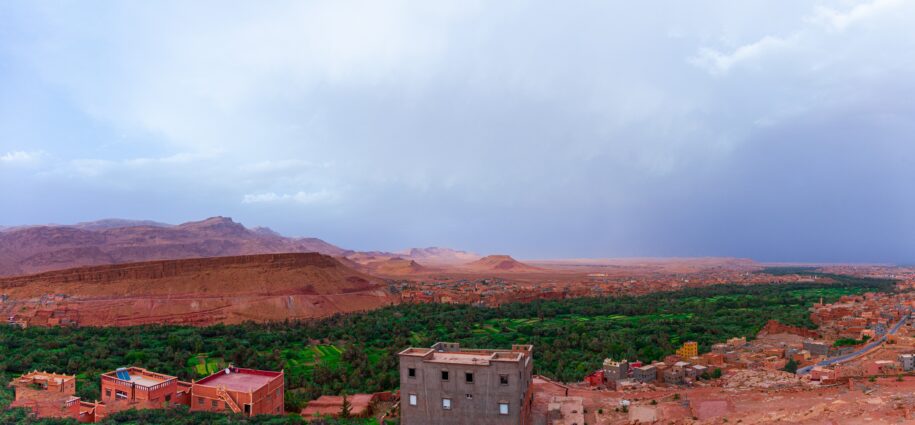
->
[399,342,533,365]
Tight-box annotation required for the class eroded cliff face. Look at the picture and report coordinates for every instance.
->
[0,253,396,327]
[0,217,349,277]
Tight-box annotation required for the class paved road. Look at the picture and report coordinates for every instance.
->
[797,314,909,375]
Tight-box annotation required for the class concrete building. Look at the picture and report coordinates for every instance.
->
[676,341,698,358]
[803,340,831,357]
[192,367,284,416]
[900,354,915,371]
[602,358,630,382]
[632,365,657,383]
[399,342,534,425]
[662,368,685,385]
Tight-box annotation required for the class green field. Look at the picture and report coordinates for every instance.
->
[283,344,344,378]
[188,355,225,377]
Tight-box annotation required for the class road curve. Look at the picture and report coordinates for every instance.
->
[797,313,909,375]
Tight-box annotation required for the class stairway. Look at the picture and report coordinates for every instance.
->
[216,385,242,414]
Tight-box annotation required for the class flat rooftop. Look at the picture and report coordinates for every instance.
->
[196,369,280,392]
[103,367,175,388]
[399,342,531,365]
[429,352,498,365]
[19,371,75,384]
[126,374,167,387]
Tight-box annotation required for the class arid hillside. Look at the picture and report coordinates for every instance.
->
[0,216,348,277]
[0,253,395,326]
[460,255,544,273]
[399,247,481,265]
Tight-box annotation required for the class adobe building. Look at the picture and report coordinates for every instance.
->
[101,367,179,405]
[12,371,76,396]
[399,342,534,425]
[191,366,285,416]
[9,371,79,420]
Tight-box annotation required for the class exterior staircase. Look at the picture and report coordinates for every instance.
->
[216,385,242,414]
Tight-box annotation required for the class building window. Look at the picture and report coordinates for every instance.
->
[500,374,509,385]
[115,390,128,400]
[212,400,219,408]
[441,370,449,381]
[466,394,473,399]
[499,402,509,415]
[442,398,452,410]
[465,372,474,383]
[408,368,416,378]
[164,394,171,403]
[198,397,204,405]
[105,389,111,398]
[409,394,417,406]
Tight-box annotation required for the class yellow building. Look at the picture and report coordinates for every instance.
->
[676,341,698,358]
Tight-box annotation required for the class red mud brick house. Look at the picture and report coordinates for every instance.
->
[191,366,285,416]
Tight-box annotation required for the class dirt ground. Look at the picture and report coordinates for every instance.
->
[532,374,915,424]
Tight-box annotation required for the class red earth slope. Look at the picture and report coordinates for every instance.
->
[0,253,395,326]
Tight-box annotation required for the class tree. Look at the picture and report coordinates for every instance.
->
[340,392,352,418]
[712,368,722,379]
[783,359,798,374]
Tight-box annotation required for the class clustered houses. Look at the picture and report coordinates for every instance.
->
[811,293,912,340]
[584,348,717,389]
[10,365,283,422]
[576,292,915,387]
[398,342,534,425]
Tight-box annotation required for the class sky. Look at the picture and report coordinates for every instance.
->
[1,1,914,263]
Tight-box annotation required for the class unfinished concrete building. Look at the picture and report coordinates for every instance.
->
[803,340,831,357]
[603,359,630,382]
[399,342,534,425]
[632,365,657,383]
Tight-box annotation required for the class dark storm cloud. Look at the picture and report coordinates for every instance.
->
[1,0,913,262]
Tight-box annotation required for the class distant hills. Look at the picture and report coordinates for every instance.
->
[0,216,495,278]
[0,216,348,277]
[399,247,481,265]
[461,255,543,273]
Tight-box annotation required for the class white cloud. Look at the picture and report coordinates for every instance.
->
[242,190,339,205]
[690,35,794,75]
[0,151,43,164]
[810,0,903,31]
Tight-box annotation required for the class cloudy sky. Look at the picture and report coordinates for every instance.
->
[1,1,914,262]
